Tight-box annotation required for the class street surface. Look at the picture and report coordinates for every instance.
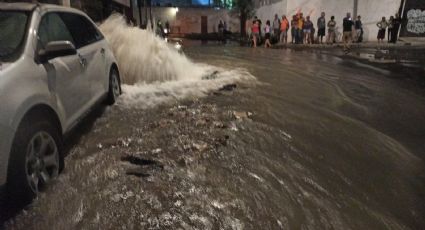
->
[4,44,425,230]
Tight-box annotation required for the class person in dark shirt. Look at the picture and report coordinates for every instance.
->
[355,15,363,43]
[303,16,313,44]
[317,12,326,44]
[391,13,402,43]
[342,12,354,52]
[388,16,394,43]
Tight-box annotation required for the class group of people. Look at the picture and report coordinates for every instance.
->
[249,11,402,50]
[376,14,402,43]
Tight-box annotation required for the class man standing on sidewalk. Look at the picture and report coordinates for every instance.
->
[355,15,363,42]
[391,13,402,43]
[317,12,326,44]
[343,13,354,52]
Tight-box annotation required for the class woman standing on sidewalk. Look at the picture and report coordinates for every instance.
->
[303,16,313,44]
[377,17,388,43]
[264,20,272,48]
[280,15,289,44]
[327,16,336,44]
[252,20,260,48]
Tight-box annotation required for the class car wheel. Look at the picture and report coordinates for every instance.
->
[107,67,121,105]
[7,116,63,205]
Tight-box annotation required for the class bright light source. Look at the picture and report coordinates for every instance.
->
[175,7,179,13]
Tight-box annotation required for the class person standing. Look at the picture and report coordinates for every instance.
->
[317,12,326,44]
[327,16,336,44]
[218,20,224,43]
[391,13,402,43]
[303,16,313,44]
[280,15,289,44]
[387,16,394,43]
[264,20,272,48]
[355,15,363,42]
[254,16,263,40]
[377,17,388,43]
[342,13,354,52]
[297,13,304,44]
[273,14,281,41]
[291,15,297,44]
[252,20,260,48]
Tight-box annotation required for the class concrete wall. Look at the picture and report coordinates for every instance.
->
[254,0,402,41]
[133,7,239,34]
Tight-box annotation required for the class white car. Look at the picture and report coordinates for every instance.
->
[0,3,121,204]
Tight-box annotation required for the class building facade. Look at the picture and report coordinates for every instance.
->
[132,6,239,35]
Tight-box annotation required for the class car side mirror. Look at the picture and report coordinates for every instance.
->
[38,41,76,63]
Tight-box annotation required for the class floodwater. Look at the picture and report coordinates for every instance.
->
[182,45,425,229]
[3,39,425,229]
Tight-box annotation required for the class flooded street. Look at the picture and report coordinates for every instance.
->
[4,44,425,230]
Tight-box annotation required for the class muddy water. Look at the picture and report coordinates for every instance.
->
[5,45,425,230]
[183,45,425,229]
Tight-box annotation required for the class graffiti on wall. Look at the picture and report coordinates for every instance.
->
[400,0,425,37]
[406,9,425,34]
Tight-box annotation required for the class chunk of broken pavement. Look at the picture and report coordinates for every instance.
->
[219,84,237,91]
[233,111,253,120]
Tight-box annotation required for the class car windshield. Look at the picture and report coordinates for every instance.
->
[0,10,30,62]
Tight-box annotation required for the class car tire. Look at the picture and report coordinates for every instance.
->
[6,115,63,206]
[106,67,121,105]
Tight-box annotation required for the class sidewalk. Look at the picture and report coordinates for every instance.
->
[273,39,425,50]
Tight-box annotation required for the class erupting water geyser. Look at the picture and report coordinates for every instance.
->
[99,15,256,108]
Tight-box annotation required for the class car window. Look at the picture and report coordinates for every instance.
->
[0,10,30,62]
[59,13,103,49]
[38,13,75,49]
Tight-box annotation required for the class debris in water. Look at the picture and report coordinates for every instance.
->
[152,148,162,154]
[229,122,239,131]
[202,70,219,80]
[219,84,237,91]
[192,142,208,152]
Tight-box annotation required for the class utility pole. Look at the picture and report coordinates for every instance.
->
[353,0,358,18]
[149,0,153,30]
[137,0,142,28]
[144,0,148,28]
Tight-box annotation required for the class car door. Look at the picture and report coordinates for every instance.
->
[59,13,107,103]
[37,12,90,128]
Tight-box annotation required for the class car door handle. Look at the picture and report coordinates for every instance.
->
[100,48,105,56]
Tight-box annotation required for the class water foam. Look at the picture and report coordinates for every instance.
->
[99,15,256,108]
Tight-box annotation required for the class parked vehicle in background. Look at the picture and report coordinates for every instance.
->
[0,2,121,206]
